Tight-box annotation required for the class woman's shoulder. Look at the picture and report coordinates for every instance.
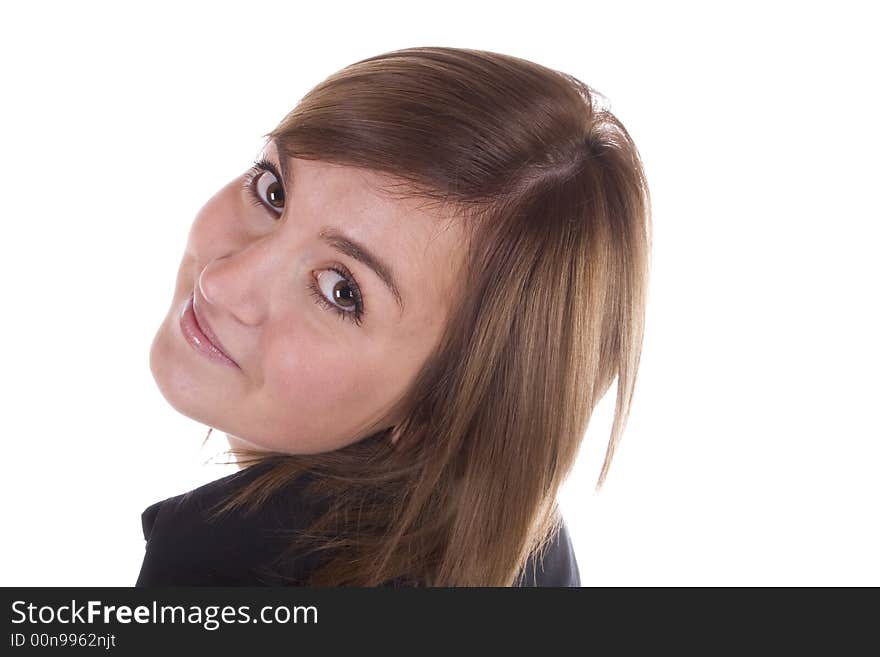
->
[514,519,581,587]
[139,460,282,541]
[136,461,319,586]
[137,462,580,587]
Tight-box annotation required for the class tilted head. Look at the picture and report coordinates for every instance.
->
[150,47,651,586]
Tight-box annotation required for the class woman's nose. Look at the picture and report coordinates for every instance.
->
[198,237,279,327]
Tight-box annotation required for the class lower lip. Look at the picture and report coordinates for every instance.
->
[179,294,239,368]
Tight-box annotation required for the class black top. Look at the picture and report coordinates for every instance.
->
[135,460,580,587]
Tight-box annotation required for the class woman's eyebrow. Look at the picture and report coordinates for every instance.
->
[319,226,405,313]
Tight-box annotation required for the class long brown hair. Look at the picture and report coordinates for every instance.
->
[209,47,652,586]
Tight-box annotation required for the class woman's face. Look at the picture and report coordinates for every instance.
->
[149,139,466,454]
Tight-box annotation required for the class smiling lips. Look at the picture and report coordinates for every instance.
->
[180,291,240,368]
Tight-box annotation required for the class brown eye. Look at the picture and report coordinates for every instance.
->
[316,270,357,310]
[310,266,365,326]
[332,280,357,308]
[255,171,285,211]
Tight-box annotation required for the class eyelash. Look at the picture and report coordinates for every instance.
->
[243,158,284,214]
[243,158,366,327]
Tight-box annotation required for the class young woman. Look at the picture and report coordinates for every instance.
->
[140,46,651,587]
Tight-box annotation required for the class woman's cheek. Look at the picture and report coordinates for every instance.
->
[265,337,344,396]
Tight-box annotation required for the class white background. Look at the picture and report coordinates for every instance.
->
[1,1,877,586]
